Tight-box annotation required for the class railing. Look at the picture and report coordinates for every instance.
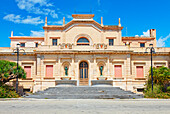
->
[0,45,169,53]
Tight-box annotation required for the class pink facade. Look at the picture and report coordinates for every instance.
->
[136,66,144,78]
[46,65,53,77]
[24,66,31,78]
[114,65,122,78]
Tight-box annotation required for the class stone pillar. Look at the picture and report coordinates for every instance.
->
[76,59,79,86]
[37,54,41,76]
[93,55,96,77]
[126,54,131,77]
[58,58,61,76]
[71,55,75,77]
[126,54,132,90]
[89,60,92,86]
[107,55,110,77]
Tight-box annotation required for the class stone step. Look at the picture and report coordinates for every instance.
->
[27,87,143,99]
[26,94,143,99]
[37,90,134,95]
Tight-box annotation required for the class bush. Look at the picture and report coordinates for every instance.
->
[0,85,19,98]
[144,85,170,98]
[144,66,170,98]
[167,86,170,93]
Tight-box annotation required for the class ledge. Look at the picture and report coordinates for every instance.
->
[60,77,72,80]
[134,78,146,80]
[55,80,77,85]
[22,78,33,80]
[44,77,55,79]
[113,77,124,80]
[91,80,113,86]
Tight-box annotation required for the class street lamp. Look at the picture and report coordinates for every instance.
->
[12,43,26,94]
[145,44,156,92]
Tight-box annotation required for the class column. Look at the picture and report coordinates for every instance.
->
[107,55,110,77]
[126,54,131,78]
[89,61,92,86]
[126,54,132,90]
[58,58,61,76]
[37,54,41,76]
[93,55,96,77]
[76,59,79,86]
[71,55,75,76]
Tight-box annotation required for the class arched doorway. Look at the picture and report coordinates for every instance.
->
[79,61,88,86]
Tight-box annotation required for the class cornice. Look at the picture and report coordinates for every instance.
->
[122,37,155,40]
[9,36,44,40]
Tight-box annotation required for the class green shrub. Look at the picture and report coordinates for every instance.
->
[0,85,19,98]
[144,66,170,98]
[167,86,170,93]
[144,85,170,98]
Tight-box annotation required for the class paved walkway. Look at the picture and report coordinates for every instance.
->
[0,99,170,114]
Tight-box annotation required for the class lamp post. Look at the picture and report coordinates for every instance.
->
[145,44,156,92]
[12,43,26,93]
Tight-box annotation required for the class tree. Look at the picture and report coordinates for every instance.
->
[147,66,170,87]
[0,60,26,86]
[144,66,170,98]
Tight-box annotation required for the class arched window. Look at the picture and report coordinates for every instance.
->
[77,38,89,45]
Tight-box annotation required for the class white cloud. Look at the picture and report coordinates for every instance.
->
[30,30,44,36]
[141,30,150,37]
[53,19,63,24]
[156,34,170,47]
[3,14,44,25]
[135,30,150,37]
[19,33,24,35]
[66,14,72,19]
[15,0,58,18]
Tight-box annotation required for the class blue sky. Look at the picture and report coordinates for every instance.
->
[0,0,170,47]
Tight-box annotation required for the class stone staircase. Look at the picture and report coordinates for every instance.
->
[26,87,143,99]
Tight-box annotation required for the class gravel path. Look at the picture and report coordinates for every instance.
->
[0,99,170,114]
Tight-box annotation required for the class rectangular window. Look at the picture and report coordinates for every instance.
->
[136,66,144,78]
[24,66,31,78]
[20,43,25,47]
[109,39,114,46]
[140,43,145,47]
[52,39,57,46]
[35,43,38,47]
[114,65,122,78]
[46,65,53,77]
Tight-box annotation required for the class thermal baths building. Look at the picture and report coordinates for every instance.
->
[0,14,169,93]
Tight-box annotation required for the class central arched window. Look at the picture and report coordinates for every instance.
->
[77,38,89,45]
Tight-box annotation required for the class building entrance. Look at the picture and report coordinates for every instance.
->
[79,61,88,86]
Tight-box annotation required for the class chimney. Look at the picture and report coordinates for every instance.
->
[11,31,13,37]
[101,17,103,26]
[45,17,47,26]
[150,29,156,38]
[118,18,121,27]
[63,17,65,26]
[150,29,157,47]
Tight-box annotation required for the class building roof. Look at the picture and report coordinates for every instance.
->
[43,14,123,31]
[122,36,155,40]
[9,36,44,40]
